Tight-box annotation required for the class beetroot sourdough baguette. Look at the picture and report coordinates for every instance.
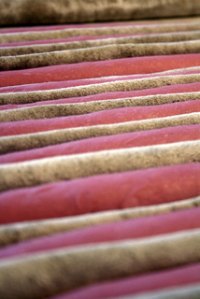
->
[0,125,199,164]
[0,66,199,93]
[1,19,200,44]
[51,263,200,299]
[1,73,199,105]
[0,207,199,260]
[1,54,200,87]
[1,82,200,112]
[2,18,197,34]
[1,67,195,93]
[0,163,199,223]
[0,229,199,299]
[1,196,199,247]
[1,0,200,25]
[1,100,199,136]
[2,41,200,70]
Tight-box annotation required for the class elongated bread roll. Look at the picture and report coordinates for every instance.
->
[0,1,200,26]
[0,140,200,191]
[0,229,200,299]
[0,195,199,246]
